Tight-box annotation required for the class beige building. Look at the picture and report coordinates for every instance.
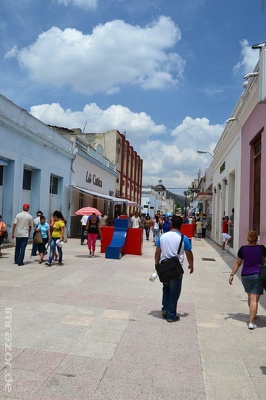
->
[51,127,143,216]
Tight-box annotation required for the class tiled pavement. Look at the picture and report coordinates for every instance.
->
[0,235,266,399]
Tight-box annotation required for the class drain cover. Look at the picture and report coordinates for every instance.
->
[202,258,216,261]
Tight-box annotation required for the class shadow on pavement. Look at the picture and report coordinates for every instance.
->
[224,312,266,328]
[148,310,190,319]
[260,366,266,375]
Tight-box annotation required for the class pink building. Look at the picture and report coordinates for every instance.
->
[240,103,266,245]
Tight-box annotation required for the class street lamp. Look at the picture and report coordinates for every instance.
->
[183,190,190,217]
[197,150,214,158]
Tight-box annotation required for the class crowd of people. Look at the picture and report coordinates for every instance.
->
[1,204,266,330]
[127,210,209,244]
[0,204,67,267]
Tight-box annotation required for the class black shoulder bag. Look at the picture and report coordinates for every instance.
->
[260,245,266,290]
[156,235,184,283]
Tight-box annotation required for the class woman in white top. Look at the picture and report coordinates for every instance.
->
[153,215,161,245]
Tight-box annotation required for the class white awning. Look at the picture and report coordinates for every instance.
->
[70,184,129,203]
[127,201,141,208]
[196,192,213,201]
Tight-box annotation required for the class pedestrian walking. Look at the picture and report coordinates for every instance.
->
[162,215,171,233]
[152,215,161,245]
[32,211,43,256]
[45,210,65,267]
[221,216,232,252]
[11,204,33,266]
[35,215,51,264]
[99,211,108,228]
[85,213,101,257]
[0,215,7,257]
[131,212,140,228]
[80,215,88,245]
[155,215,194,322]
[229,230,266,329]
[202,216,207,238]
[144,215,152,240]
[196,218,202,238]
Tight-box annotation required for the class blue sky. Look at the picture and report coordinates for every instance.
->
[0,0,265,193]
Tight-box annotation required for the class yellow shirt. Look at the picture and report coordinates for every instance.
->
[52,220,65,239]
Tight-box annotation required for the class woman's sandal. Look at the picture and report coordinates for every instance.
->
[45,262,52,267]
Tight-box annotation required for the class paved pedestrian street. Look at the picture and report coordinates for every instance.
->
[0,236,266,399]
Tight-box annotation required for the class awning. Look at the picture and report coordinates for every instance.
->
[127,201,141,208]
[70,184,116,201]
[70,184,129,203]
[196,192,213,201]
[112,198,129,204]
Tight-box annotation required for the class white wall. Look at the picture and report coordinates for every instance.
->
[211,128,241,256]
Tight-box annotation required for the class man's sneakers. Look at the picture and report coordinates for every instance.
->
[162,312,180,322]
[167,316,180,323]
[248,323,257,330]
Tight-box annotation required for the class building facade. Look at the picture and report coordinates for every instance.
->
[55,128,143,216]
[195,44,266,256]
[0,94,73,236]
[141,181,175,217]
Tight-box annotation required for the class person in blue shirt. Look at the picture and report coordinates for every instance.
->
[36,216,51,264]
[162,216,171,233]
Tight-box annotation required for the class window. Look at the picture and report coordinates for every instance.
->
[253,137,261,234]
[0,166,3,186]
[23,169,32,190]
[79,192,84,209]
[50,175,58,195]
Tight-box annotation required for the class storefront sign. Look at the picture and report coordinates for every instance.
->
[86,172,103,187]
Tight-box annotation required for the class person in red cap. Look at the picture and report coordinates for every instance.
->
[11,204,33,266]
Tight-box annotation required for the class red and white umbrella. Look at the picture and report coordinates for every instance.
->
[75,207,101,216]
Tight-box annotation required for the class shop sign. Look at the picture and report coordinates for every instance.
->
[86,172,103,187]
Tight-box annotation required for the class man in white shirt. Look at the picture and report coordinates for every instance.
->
[155,215,194,323]
[80,215,88,245]
[99,211,108,228]
[131,212,140,228]
[11,204,33,266]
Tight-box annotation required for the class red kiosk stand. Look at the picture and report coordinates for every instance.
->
[101,218,143,257]
[180,224,195,244]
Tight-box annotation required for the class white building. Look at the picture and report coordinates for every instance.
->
[67,135,119,236]
[141,180,175,217]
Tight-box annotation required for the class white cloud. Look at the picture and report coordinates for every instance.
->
[141,116,223,189]
[171,116,222,151]
[4,45,18,59]
[29,102,166,141]
[141,140,215,190]
[13,16,184,94]
[56,0,98,10]
[30,103,222,191]
[233,39,259,75]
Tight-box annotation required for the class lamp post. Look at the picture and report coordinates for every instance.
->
[183,190,190,217]
[197,150,214,158]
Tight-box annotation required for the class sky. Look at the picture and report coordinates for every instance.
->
[1,0,265,194]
